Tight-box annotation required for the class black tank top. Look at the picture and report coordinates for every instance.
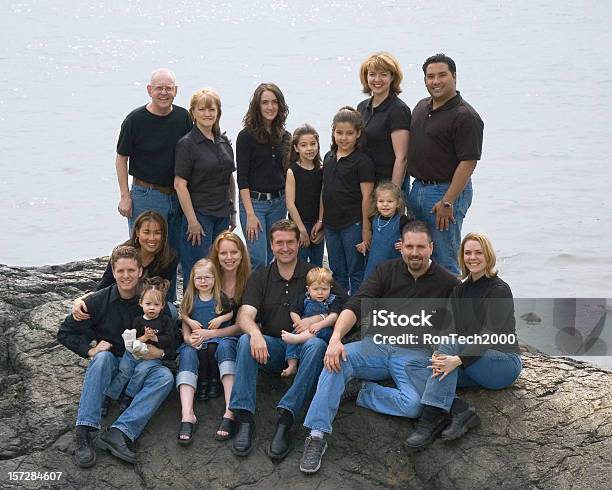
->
[289,162,322,224]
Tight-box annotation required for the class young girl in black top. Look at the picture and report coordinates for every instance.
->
[236,83,290,270]
[285,124,324,266]
[320,107,375,294]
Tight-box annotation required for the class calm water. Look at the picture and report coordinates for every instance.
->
[2,0,612,301]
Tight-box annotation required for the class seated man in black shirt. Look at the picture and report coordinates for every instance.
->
[300,221,458,473]
[228,220,347,461]
[57,246,175,468]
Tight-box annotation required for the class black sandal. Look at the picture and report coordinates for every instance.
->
[177,420,198,446]
[215,417,236,441]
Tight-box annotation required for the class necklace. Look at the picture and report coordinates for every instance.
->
[376,214,394,232]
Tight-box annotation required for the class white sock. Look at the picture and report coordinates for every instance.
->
[310,429,324,440]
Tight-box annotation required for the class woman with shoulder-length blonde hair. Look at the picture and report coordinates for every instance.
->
[357,52,412,188]
[403,232,522,452]
[174,88,237,284]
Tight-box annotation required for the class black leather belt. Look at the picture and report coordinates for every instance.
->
[250,189,285,201]
[416,179,450,186]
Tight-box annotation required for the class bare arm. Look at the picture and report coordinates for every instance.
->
[390,129,410,188]
[431,160,477,231]
[116,154,132,217]
[324,309,358,372]
[239,189,263,242]
[237,304,268,364]
[285,169,309,247]
[175,176,203,245]
[310,191,325,244]
[308,312,339,333]
[360,181,374,250]
[229,173,237,230]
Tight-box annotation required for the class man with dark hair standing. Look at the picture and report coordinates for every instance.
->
[405,53,484,276]
[299,221,458,474]
[115,68,192,292]
[57,246,175,468]
[229,219,347,461]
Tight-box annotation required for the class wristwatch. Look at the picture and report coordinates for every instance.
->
[442,201,453,209]
[160,351,165,359]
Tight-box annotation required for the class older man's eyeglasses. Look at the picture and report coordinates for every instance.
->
[152,85,176,93]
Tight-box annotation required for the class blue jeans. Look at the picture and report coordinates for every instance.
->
[286,327,333,361]
[104,351,162,400]
[216,336,238,378]
[303,338,426,434]
[229,333,326,417]
[299,222,325,266]
[175,343,200,390]
[325,222,365,295]
[76,351,173,441]
[129,183,182,301]
[408,179,473,276]
[180,211,229,284]
[405,344,522,412]
[239,196,287,270]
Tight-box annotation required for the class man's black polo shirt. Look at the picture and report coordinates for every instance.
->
[322,149,375,229]
[117,104,193,187]
[175,126,236,217]
[344,258,459,321]
[407,92,484,182]
[357,94,412,183]
[241,259,347,338]
[57,285,176,359]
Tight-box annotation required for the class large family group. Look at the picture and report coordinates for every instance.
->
[57,52,522,474]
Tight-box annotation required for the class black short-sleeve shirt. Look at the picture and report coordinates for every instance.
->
[344,259,459,321]
[236,128,290,192]
[407,92,484,182]
[241,259,347,338]
[322,149,375,229]
[357,94,412,183]
[175,126,236,217]
[117,105,193,187]
[288,162,322,224]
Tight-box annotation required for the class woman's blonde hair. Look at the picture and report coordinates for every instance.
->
[181,258,224,316]
[189,89,222,136]
[359,52,403,95]
[458,232,498,280]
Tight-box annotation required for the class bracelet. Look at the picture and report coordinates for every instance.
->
[317,220,323,223]
[320,314,326,320]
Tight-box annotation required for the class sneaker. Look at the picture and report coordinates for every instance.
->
[440,406,481,441]
[300,436,327,474]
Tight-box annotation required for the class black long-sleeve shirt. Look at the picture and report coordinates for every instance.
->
[451,275,520,367]
[236,128,289,192]
[57,285,176,360]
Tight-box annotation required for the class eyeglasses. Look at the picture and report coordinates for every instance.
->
[152,85,176,93]
[194,275,214,282]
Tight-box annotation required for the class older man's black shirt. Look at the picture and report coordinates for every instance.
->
[242,259,348,338]
[344,258,459,321]
[57,285,176,359]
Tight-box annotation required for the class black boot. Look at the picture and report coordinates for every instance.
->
[119,394,133,413]
[101,396,112,417]
[403,405,450,453]
[196,381,208,402]
[74,426,97,468]
[268,409,293,460]
[440,401,481,441]
[206,378,221,399]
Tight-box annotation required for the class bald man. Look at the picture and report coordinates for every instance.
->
[115,69,192,297]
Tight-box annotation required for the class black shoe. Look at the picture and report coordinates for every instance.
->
[268,422,292,460]
[118,395,133,413]
[231,422,255,457]
[196,381,209,402]
[96,427,136,464]
[440,406,481,441]
[206,378,221,399]
[101,396,112,417]
[300,436,327,474]
[74,426,97,468]
[403,406,450,453]
[341,378,364,403]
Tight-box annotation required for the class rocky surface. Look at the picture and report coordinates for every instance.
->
[0,259,611,489]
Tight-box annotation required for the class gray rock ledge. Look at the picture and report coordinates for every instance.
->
[0,259,610,489]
